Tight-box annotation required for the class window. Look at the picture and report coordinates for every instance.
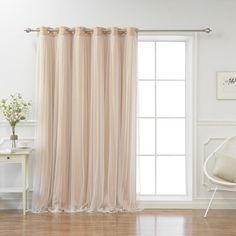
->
[137,35,194,200]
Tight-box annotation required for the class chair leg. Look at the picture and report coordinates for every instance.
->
[204,186,218,218]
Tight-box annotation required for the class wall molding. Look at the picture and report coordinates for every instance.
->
[0,119,236,127]
[0,120,37,126]
[197,120,236,126]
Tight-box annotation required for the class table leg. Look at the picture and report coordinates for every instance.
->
[22,159,26,215]
[26,156,29,211]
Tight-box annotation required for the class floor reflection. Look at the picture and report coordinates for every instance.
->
[1,209,236,236]
[137,214,188,236]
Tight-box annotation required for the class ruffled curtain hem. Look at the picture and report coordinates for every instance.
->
[30,207,143,214]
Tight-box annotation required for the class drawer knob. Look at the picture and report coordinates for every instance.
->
[7,156,10,159]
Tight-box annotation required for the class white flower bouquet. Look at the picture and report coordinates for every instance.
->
[0,94,31,148]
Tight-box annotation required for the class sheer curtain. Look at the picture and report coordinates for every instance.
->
[32,26,137,212]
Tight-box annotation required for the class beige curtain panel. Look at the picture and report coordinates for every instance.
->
[32,26,137,212]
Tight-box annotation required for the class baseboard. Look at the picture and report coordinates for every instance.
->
[1,198,236,210]
[0,193,31,210]
[138,199,236,209]
[0,198,23,210]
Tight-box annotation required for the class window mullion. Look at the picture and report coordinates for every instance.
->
[154,41,157,195]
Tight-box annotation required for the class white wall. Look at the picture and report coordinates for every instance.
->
[1,0,236,209]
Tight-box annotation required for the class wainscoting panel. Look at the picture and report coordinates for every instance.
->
[1,119,236,209]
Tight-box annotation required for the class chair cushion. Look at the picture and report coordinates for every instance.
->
[213,154,236,183]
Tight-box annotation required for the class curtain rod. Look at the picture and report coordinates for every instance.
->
[24,27,212,34]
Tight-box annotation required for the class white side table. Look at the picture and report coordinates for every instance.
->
[0,149,32,215]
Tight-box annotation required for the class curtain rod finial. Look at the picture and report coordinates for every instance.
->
[205,28,212,33]
[24,28,32,33]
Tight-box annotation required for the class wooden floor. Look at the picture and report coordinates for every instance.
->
[0,209,236,235]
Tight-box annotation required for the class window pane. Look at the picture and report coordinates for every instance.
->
[138,81,155,117]
[156,156,186,195]
[138,156,155,194]
[156,42,185,80]
[137,118,155,155]
[138,42,155,79]
[156,81,185,117]
[156,119,185,154]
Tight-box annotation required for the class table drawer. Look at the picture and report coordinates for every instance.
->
[0,155,24,162]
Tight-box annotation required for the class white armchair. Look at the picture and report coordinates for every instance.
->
[203,135,236,218]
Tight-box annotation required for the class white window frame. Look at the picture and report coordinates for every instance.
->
[137,33,197,202]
